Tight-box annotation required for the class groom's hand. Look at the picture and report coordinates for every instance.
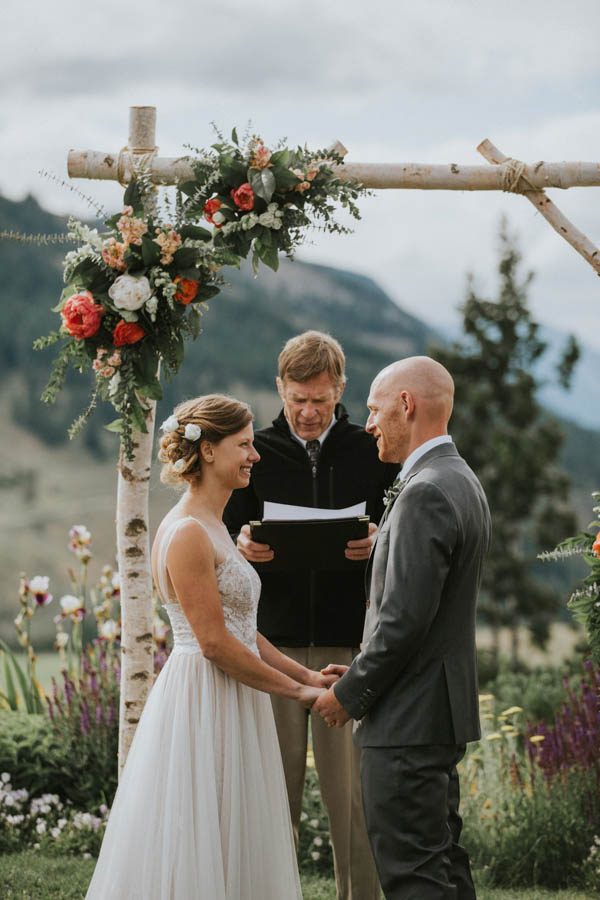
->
[237,524,275,563]
[314,687,351,728]
[345,522,377,560]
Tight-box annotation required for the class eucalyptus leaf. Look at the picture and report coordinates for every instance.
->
[141,235,161,267]
[249,167,276,203]
[105,418,124,434]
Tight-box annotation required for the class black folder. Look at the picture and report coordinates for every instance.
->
[249,515,370,573]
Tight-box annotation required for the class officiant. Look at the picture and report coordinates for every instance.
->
[224,330,396,900]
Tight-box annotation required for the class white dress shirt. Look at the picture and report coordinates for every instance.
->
[398,434,453,482]
[289,415,337,449]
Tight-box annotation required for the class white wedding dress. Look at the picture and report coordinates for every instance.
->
[86,516,302,899]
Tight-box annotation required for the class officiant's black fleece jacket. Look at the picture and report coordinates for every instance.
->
[224,405,397,647]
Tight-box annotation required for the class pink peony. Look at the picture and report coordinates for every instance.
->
[61,292,105,340]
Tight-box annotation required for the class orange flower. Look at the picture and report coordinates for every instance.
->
[113,320,145,347]
[174,277,199,305]
[593,531,600,558]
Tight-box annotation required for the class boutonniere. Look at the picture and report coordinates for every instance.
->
[383,478,404,508]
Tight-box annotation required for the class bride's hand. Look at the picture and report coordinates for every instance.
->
[297,685,325,709]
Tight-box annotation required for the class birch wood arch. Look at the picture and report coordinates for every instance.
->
[68,105,599,773]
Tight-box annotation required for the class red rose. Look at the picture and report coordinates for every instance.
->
[230,182,255,211]
[174,277,200,305]
[61,291,105,340]
[203,197,222,225]
[113,320,146,347]
[593,531,600,558]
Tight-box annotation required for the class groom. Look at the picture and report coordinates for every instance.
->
[315,357,491,899]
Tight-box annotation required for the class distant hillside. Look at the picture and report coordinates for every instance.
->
[0,194,438,445]
[0,193,598,646]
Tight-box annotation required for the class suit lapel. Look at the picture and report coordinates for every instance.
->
[363,443,460,598]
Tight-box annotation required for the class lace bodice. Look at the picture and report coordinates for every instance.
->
[157,518,262,657]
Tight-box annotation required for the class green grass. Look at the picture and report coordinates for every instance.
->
[0,853,594,899]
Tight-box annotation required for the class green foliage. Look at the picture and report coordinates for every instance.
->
[463,766,597,889]
[540,493,600,664]
[0,852,96,899]
[0,712,64,798]
[486,661,582,724]
[432,223,579,654]
[299,767,334,877]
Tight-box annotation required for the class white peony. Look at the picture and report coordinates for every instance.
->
[212,211,226,226]
[108,274,152,311]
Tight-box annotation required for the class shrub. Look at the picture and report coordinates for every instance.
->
[0,712,64,798]
[298,765,334,877]
[462,665,600,889]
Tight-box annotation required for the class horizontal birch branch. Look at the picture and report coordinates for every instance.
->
[67,148,600,192]
[478,139,600,275]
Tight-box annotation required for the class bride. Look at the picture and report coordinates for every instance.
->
[86,394,333,899]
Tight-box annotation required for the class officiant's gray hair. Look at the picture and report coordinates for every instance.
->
[278,331,346,388]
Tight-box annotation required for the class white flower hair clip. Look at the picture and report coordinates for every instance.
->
[173,459,186,473]
[184,424,202,442]
[160,415,180,434]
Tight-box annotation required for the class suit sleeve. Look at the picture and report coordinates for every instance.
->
[334,480,458,720]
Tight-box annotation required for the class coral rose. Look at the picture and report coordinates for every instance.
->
[203,197,223,225]
[230,183,255,211]
[174,277,200,305]
[113,320,145,347]
[593,531,600,558]
[61,291,105,340]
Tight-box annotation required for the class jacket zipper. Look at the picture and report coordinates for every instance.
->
[309,461,318,646]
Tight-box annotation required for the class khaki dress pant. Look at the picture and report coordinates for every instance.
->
[271,646,381,900]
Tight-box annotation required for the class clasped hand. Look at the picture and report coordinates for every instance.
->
[311,664,351,728]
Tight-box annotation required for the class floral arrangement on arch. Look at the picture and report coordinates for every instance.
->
[33,176,227,459]
[32,127,366,459]
[539,491,600,663]
[181,126,366,272]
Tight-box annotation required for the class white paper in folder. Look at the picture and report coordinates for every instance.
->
[262,500,366,522]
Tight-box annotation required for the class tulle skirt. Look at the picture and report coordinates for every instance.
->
[86,648,302,899]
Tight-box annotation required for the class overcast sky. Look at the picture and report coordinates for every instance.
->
[3,0,599,349]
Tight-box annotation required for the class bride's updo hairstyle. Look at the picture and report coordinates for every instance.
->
[159,394,253,486]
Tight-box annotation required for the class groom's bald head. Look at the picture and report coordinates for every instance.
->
[376,357,454,422]
[366,357,454,463]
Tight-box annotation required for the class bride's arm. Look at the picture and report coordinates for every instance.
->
[256,634,339,689]
[167,521,322,707]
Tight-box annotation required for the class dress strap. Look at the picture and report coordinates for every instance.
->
[155,516,217,604]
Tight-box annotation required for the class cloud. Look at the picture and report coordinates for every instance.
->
[2,0,599,349]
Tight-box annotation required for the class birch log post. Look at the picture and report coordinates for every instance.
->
[477,139,600,276]
[116,106,159,776]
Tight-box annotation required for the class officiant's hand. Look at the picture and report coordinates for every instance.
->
[344,522,377,560]
[237,524,275,563]
[314,688,351,728]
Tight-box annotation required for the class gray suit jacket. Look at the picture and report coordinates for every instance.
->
[334,443,491,747]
